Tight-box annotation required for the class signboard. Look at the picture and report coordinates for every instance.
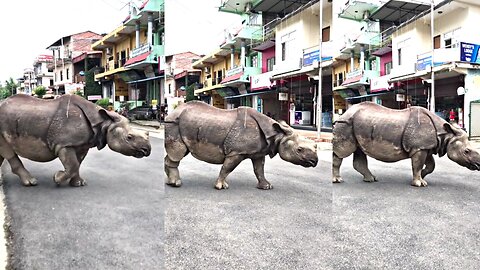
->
[251,71,276,91]
[370,75,392,93]
[416,55,432,71]
[87,95,102,101]
[303,49,333,66]
[460,42,480,63]
[131,43,151,58]
[226,66,243,77]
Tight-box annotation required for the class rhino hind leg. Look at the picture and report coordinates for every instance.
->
[410,151,429,187]
[215,156,244,190]
[251,157,272,190]
[0,138,37,186]
[332,152,346,183]
[353,149,377,182]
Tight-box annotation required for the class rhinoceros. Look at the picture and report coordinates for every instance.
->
[0,94,151,187]
[332,101,480,187]
[164,101,318,190]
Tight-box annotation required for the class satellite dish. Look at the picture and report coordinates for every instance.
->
[457,86,466,95]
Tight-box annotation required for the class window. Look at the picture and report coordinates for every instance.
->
[54,72,57,82]
[280,31,296,62]
[252,54,258,68]
[385,62,392,75]
[433,35,441,49]
[444,28,460,48]
[281,42,286,61]
[322,26,330,42]
[398,48,402,66]
[267,57,275,72]
[66,68,69,80]
[60,70,63,81]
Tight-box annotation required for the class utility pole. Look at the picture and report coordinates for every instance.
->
[317,0,323,139]
[430,0,435,112]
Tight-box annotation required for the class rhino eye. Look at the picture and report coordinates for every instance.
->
[127,134,133,141]
[464,148,471,155]
[298,147,304,152]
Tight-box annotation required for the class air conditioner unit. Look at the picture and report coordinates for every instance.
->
[204,67,211,74]
[106,47,112,56]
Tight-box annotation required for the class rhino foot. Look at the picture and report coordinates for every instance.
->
[22,177,38,186]
[166,179,182,187]
[332,176,343,183]
[69,178,86,187]
[215,180,229,190]
[256,181,273,190]
[53,171,65,185]
[363,176,377,182]
[411,179,428,187]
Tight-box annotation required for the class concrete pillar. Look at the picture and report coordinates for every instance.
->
[135,21,140,48]
[240,39,246,67]
[147,12,153,46]
[350,51,355,72]
[360,46,365,71]
[230,46,235,69]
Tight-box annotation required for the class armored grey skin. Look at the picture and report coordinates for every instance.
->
[164,101,318,190]
[0,94,151,187]
[332,102,480,187]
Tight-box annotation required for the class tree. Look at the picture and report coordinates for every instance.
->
[4,78,18,96]
[34,86,47,98]
[84,68,102,97]
[185,84,197,102]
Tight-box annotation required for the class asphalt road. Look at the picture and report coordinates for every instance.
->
[1,137,164,269]
[333,155,480,269]
[164,145,333,270]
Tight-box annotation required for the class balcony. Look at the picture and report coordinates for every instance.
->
[123,0,164,27]
[124,44,164,70]
[339,69,380,90]
[338,0,380,21]
[219,17,262,50]
[337,20,380,59]
[221,66,261,87]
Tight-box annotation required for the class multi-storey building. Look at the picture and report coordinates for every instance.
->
[164,51,201,113]
[46,31,103,95]
[192,10,262,109]
[33,54,54,90]
[93,0,165,110]
[17,68,36,95]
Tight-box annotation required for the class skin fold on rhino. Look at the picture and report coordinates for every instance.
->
[332,102,480,187]
[164,101,318,190]
[0,94,151,187]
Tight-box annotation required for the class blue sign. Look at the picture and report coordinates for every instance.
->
[460,42,480,63]
[416,55,432,71]
[303,49,333,66]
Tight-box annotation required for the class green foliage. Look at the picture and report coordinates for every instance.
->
[84,68,102,97]
[0,87,10,99]
[95,98,110,108]
[34,86,47,98]
[4,78,17,97]
[185,84,197,102]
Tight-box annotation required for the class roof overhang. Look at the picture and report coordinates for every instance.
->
[369,0,430,25]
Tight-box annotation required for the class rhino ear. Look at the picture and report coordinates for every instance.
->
[443,122,464,136]
[274,120,294,136]
[99,109,123,123]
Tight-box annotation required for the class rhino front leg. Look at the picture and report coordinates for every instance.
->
[421,154,435,179]
[215,156,244,190]
[353,149,377,182]
[54,148,89,187]
[251,157,272,190]
[411,151,428,187]
[55,147,85,187]
[332,152,344,183]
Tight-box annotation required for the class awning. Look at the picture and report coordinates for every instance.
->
[389,70,428,83]
[194,84,226,95]
[344,92,391,100]
[124,51,151,66]
[126,74,164,84]
[341,74,363,86]
[225,89,277,99]
[221,73,243,84]
[271,65,315,80]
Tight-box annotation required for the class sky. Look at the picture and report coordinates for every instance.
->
[0,0,239,84]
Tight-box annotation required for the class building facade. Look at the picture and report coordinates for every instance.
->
[93,0,165,111]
